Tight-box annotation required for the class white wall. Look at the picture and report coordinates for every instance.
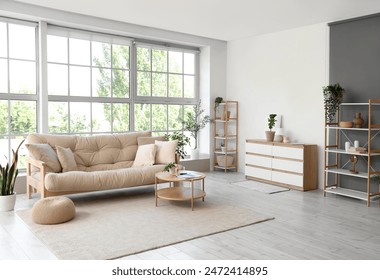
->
[227,23,328,188]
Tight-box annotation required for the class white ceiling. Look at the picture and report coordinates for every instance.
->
[13,0,380,41]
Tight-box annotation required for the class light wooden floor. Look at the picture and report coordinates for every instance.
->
[1,171,380,260]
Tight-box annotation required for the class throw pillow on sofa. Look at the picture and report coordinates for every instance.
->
[155,140,178,164]
[25,143,62,173]
[132,144,157,167]
[56,146,78,172]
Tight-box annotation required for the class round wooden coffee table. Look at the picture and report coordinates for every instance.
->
[155,171,206,210]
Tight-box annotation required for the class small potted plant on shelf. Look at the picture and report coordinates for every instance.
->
[214,97,223,110]
[165,131,190,161]
[265,114,277,142]
[323,83,345,123]
[374,174,380,187]
[0,139,25,211]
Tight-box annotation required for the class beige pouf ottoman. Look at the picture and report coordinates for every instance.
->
[32,197,75,225]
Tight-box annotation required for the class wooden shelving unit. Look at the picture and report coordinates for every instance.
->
[213,101,238,172]
[324,99,380,206]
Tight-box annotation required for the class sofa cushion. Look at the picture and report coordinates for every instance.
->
[155,140,178,164]
[56,146,77,172]
[25,143,62,173]
[45,164,165,192]
[137,136,166,146]
[132,144,156,167]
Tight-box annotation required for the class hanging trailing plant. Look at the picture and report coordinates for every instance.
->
[323,83,345,123]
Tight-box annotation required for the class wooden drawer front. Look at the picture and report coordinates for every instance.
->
[272,146,303,160]
[272,171,303,187]
[245,165,271,181]
[272,158,303,174]
[245,154,271,168]
[246,143,272,155]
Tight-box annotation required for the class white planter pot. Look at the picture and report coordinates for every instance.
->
[0,193,17,212]
[190,149,199,159]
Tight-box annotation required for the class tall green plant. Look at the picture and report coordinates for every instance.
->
[182,100,210,150]
[165,131,190,159]
[0,139,25,196]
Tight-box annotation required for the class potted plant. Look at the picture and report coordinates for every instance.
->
[165,131,190,161]
[163,162,177,175]
[182,100,211,157]
[265,114,277,142]
[0,139,25,211]
[374,174,380,186]
[323,83,345,123]
[214,97,223,110]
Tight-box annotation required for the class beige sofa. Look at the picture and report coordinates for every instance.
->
[25,131,177,198]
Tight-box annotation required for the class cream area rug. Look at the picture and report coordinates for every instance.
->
[232,180,290,194]
[17,183,273,260]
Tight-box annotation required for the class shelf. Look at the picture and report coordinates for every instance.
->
[215,135,237,139]
[325,148,380,156]
[214,150,237,155]
[324,187,372,201]
[215,118,237,122]
[326,126,380,131]
[341,102,380,106]
[325,168,371,179]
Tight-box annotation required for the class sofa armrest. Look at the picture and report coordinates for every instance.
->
[26,156,47,198]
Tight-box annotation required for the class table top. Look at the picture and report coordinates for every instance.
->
[155,171,206,182]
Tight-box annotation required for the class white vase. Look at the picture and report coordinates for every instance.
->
[190,149,199,159]
[0,193,17,212]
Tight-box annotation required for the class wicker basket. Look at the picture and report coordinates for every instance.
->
[217,155,233,167]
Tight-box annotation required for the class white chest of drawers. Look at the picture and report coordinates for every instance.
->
[245,139,318,191]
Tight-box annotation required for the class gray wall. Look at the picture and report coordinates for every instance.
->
[329,14,380,192]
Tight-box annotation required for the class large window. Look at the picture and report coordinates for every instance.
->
[47,28,131,134]
[0,18,38,167]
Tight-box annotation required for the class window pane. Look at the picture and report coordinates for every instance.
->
[169,74,182,97]
[0,100,8,134]
[69,38,90,65]
[112,103,129,132]
[93,67,111,97]
[48,64,68,95]
[0,59,8,93]
[152,49,167,72]
[184,53,195,74]
[0,136,9,166]
[47,35,68,63]
[137,47,150,71]
[152,104,167,131]
[70,102,91,133]
[92,103,111,132]
[112,44,129,69]
[112,69,129,98]
[92,42,111,68]
[137,71,150,96]
[11,137,27,169]
[169,51,182,73]
[48,102,68,133]
[152,73,167,97]
[69,66,91,96]
[134,103,151,131]
[10,100,36,134]
[8,24,35,60]
[0,22,7,57]
[168,105,182,130]
[9,60,36,94]
[184,75,195,98]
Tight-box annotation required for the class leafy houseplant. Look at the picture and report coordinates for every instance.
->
[265,114,277,142]
[214,97,223,110]
[374,174,380,185]
[0,139,25,211]
[323,83,345,123]
[182,100,211,150]
[163,162,178,175]
[165,131,190,160]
